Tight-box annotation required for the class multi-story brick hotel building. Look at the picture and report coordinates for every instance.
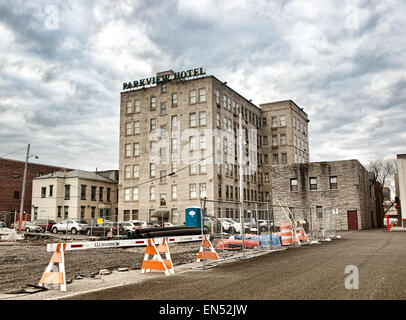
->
[118,69,309,224]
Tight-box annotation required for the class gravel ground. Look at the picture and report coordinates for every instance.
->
[0,234,212,294]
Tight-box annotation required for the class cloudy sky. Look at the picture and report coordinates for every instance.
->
[0,0,405,171]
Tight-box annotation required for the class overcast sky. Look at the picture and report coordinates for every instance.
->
[0,0,405,171]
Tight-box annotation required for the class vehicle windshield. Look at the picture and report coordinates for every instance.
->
[77,220,89,224]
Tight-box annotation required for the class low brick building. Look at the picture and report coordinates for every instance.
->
[0,157,71,226]
[271,160,377,230]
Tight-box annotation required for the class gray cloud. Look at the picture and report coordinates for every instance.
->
[0,0,405,171]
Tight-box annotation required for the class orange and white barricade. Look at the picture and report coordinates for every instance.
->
[141,238,174,276]
[197,235,219,262]
[280,222,293,246]
[297,227,309,242]
[39,243,67,292]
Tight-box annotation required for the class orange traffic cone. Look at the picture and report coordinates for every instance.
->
[141,238,174,276]
[38,243,67,292]
[197,235,219,262]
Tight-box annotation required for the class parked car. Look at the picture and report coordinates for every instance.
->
[163,222,175,227]
[257,219,273,232]
[24,221,43,233]
[51,219,89,235]
[0,221,6,228]
[86,222,121,237]
[119,221,138,238]
[32,219,57,232]
[129,220,156,228]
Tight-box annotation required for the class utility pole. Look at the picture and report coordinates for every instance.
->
[18,144,30,232]
[239,111,244,236]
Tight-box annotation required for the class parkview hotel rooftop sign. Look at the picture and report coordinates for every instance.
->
[122,68,206,91]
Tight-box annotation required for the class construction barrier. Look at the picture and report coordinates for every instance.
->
[197,235,219,262]
[39,243,67,292]
[141,238,174,276]
[280,222,293,246]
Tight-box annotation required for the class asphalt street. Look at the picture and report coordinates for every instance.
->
[63,229,406,300]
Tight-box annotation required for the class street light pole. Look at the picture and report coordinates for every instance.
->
[18,144,30,232]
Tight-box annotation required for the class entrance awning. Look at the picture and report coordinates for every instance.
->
[151,210,170,218]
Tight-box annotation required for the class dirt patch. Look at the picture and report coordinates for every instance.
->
[0,238,216,294]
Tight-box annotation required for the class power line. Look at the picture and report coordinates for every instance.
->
[0,146,27,158]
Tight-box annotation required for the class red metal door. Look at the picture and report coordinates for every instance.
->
[347,211,358,230]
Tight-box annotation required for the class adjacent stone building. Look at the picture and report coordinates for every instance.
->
[31,170,118,222]
[271,160,377,230]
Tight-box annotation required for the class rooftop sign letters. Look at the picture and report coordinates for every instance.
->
[122,68,206,91]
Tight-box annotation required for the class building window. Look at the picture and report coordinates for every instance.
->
[199,111,206,125]
[273,154,278,165]
[124,210,130,221]
[57,206,62,218]
[216,112,221,128]
[223,95,227,109]
[150,96,156,110]
[215,90,220,105]
[91,207,95,218]
[200,183,207,198]
[199,135,206,150]
[64,185,70,200]
[150,118,156,132]
[171,208,178,223]
[316,206,323,219]
[14,191,20,200]
[330,176,338,189]
[189,112,197,127]
[160,194,167,206]
[218,185,222,198]
[281,153,287,164]
[264,173,269,183]
[91,186,96,201]
[171,137,178,153]
[271,116,278,128]
[99,187,103,201]
[125,165,131,179]
[160,170,167,183]
[189,184,197,198]
[41,187,46,198]
[310,177,317,190]
[172,185,177,200]
[133,187,139,201]
[126,101,132,114]
[189,136,197,151]
[49,185,53,197]
[160,147,167,161]
[280,134,286,146]
[200,159,206,173]
[150,163,156,177]
[161,83,167,93]
[134,100,140,113]
[132,210,139,220]
[133,165,139,178]
[272,135,278,146]
[124,188,131,201]
[80,206,85,219]
[290,179,298,191]
[264,154,268,164]
[172,93,177,107]
[133,142,140,156]
[199,88,206,102]
[125,122,132,135]
[107,188,111,202]
[150,186,155,200]
[263,136,268,145]
[171,115,178,130]
[190,161,197,175]
[160,102,167,115]
[189,90,196,104]
[134,120,140,134]
[63,206,69,219]
[81,185,86,200]
[125,143,131,157]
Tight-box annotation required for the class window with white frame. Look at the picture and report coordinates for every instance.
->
[134,100,140,113]
[150,163,156,177]
[172,185,177,199]
[199,135,206,150]
[280,134,286,146]
[133,142,140,156]
[309,177,317,190]
[189,184,197,198]
[280,115,286,127]
[199,88,206,102]
[150,141,156,155]
[134,120,140,134]
[133,165,139,178]
[190,161,197,174]
[200,159,206,173]
[189,112,197,127]
[124,188,131,201]
[189,90,196,104]
[290,178,298,191]
[126,101,132,114]
[215,90,220,105]
[200,183,207,198]
[271,116,278,128]
[150,186,155,200]
[199,111,206,125]
[125,143,131,157]
[150,118,156,132]
[171,137,178,153]
[126,122,132,135]
[125,165,131,178]
[189,136,197,151]
[150,96,156,110]
[171,115,178,130]
[172,93,177,107]
[216,112,221,128]
[160,102,167,115]
[133,187,139,201]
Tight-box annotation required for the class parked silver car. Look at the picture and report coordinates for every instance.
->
[51,219,89,235]
[25,221,43,233]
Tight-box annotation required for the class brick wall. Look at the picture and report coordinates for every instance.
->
[0,158,71,215]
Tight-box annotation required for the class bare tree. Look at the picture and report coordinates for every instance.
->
[366,158,397,195]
